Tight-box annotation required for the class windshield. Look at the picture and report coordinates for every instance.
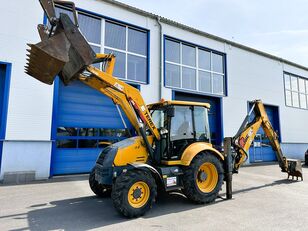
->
[169,106,211,142]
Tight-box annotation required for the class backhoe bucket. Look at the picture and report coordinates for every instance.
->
[25,13,96,85]
[287,159,303,181]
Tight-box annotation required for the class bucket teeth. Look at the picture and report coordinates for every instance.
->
[26,52,37,59]
[24,12,96,85]
[28,49,38,56]
[286,159,303,181]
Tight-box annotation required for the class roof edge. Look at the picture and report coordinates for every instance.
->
[101,0,308,72]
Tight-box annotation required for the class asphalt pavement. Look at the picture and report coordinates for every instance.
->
[0,164,308,231]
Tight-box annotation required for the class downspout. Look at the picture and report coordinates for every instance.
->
[156,16,163,100]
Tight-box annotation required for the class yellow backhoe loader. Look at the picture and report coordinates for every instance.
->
[25,0,303,218]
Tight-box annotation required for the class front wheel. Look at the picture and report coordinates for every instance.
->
[182,153,223,204]
[111,170,157,218]
[89,168,111,197]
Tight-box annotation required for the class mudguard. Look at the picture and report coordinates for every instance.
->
[181,142,224,166]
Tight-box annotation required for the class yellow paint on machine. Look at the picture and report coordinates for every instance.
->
[161,142,224,166]
[161,160,182,165]
[181,142,224,165]
[196,162,219,193]
[148,100,211,110]
[128,181,150,208]
[234,118,262,169]
[113,136,153,166]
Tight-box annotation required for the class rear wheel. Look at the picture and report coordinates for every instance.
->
[111,170,157,218]
[182,153,223,204]
[89,168,111,197]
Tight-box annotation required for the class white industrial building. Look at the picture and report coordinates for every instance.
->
[0,0,307,181]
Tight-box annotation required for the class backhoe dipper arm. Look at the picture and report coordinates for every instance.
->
[232,100,288,172]
[254,101,288,171]
[78,54,160,145]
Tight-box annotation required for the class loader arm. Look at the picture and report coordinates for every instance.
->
[25,0,160,155]
[78,55,160,142]
[232,100,302,180]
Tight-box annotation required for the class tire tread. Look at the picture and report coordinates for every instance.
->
[111,170,157,218]
[182,153,223,204]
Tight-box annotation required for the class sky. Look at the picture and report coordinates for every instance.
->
[117,0,308,67]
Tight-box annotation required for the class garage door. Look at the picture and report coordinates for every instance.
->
[249,104,280,162]
[52,80,131,175]
[0,64,10,173]
[174,92,223,145]
[0,65,5,171]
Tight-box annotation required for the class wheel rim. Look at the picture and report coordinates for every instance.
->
[128,181,150,208]
[196,162,218,193]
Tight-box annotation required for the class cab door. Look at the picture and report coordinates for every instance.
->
[169,106,194,159]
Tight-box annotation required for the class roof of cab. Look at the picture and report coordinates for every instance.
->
[147,100,210,109]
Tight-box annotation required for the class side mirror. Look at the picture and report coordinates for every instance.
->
[167,106,175,117]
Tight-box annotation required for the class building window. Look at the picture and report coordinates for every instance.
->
[56,127,129,148]
[284,72,308,109]
[165,37,226,95]
[55,7,148,84]
[105,21,147,83]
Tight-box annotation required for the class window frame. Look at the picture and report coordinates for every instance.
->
[164,36,227,96]
[104,20,149,84]
[193,106,211,142]
[283,72,308,110]
[56,127,129,149]
[170,106,194,141]
[54,5,150,85]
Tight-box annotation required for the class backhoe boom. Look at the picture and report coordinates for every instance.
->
[232,100,302,180]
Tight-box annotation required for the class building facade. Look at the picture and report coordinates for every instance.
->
[0,0,307,180]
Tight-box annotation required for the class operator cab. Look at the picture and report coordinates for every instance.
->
[149,100,211,163]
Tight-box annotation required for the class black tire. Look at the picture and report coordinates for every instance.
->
[89,168,111,197]
[111,170,157,218]
[182,152,223,204]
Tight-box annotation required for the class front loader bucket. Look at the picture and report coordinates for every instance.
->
[287,159,303,181]
[25,13,96,85]
[25,32,70,85]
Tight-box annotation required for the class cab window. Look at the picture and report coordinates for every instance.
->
[151,109,167,129]
[194,106,211,142]
[170,106,194,141]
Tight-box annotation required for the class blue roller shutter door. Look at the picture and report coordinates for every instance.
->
[0,65,6,171]
[52,8,147,175]
[249,104,280,162]
[53,80,131,175]
[0,65,5,130]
